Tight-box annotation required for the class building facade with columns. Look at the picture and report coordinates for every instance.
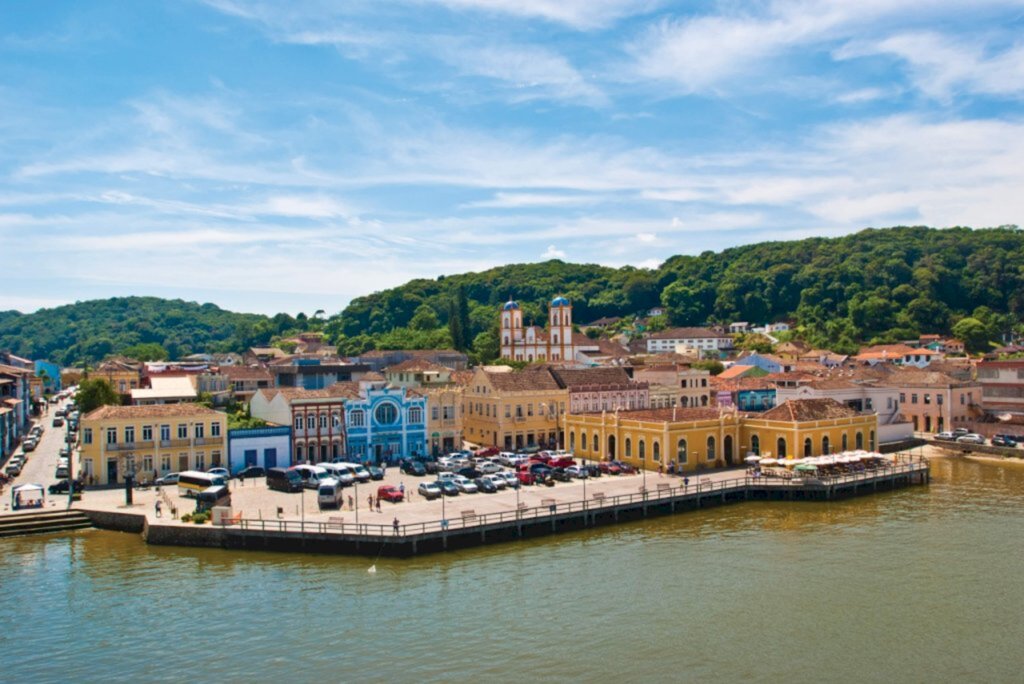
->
[499,296,578,362]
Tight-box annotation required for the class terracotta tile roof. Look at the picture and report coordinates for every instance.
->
[361,371,386,381]
[484,368,562,392]
[257,382,362,402]
[385,359,448,373]
[717,365,757,380]
[855,344,941,360]
[221,365,274,381]
[648,327,728,340]
[450,370,475,386]
[712,376,775,392]
[585,316,622,327]
[84,403,223,421]
[877,369,976,388]
[549,367,634,389]
[615,407,727,422]
[758,398,859,422]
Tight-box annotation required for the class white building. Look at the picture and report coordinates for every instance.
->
[228,426,292,474]
[646,327,733,354]
[500,296,578,362]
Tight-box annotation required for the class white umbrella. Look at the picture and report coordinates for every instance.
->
[759,458,778,466]
[744,455,762,463]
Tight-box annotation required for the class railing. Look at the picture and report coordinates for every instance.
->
[104,442,137,452]
[159,439,190,448]
[194,437,223,446]
[231,458,928,539]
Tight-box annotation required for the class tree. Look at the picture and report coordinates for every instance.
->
[76,378,120,414]
[409,304,440,331]
[952,317,990,353]
[471,328,500,364]
[119,342,169,362]
[691,360,725,375]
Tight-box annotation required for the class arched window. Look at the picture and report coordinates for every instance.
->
[625,438,632,458]
[593,434,599,453]
[375,403,399,425]
[569,432,576,451]
[653,441,661,462]
[638,440,646,460]
[870,430,876,450]
[306,415,315,429]
[677,439,688,462]
[751,435,760,455]
[701,396,709,406]
[581,432,588,454]
[804,438,812,457]
[777,437,787,458]
[319,414,328,428]
[349,410,365,427]
[856,432,864,449]
[822,435,830,455]
[842,433,848,451]
[707,436,716,461]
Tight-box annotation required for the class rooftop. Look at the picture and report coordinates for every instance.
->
[649,327,727,340]
[84,403,223,421]
[758,398,860,422]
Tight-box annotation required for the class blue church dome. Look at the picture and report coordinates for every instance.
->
[503,300,520,311]
[551,296,570,307]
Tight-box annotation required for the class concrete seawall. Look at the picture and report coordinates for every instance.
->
[82,509,147,533]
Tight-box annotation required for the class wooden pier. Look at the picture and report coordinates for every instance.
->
[140,459,930,557]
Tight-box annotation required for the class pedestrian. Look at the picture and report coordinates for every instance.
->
[392,517,399,535]
[683,476,689,491]
[376,497,381,513]
[348,495,354,510]
[239,471,245,485]
[368,494,374,510]
[399,482,405,496]
[155,500,162,518]
[658,463,664,477]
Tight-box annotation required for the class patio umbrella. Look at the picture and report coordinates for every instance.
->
[794,463,818,472]
[759,458,778,466]
[744,455,762,463]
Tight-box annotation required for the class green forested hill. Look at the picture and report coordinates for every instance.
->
[0,297,275,365]
[334,226,1024,355]
[3,226,1022,365]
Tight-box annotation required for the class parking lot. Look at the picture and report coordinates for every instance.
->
[75,457,743,528]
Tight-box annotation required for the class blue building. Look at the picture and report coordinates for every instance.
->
[344,381,427,465]
[0,360,33,458]
[734,353,792,374]
[228,426,292,475]
[715,378,777,412]
[34,360,62,395]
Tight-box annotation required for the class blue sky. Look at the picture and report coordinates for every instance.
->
[3,1,1023,316]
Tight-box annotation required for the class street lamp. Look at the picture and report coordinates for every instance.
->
[124,455,136,505]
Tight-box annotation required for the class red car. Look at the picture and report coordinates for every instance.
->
[598,462,622,475]
[549,457,576,468]
[474,447,499,457]
[377,485,404,503]
[529,454,553,465]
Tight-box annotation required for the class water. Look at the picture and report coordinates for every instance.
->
[2,457,1022,683]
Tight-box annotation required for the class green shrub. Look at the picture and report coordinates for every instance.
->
[180,513,193,523]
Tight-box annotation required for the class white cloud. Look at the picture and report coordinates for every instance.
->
[542,244,567,259]
[420,0,656,30]
[636,232,657,242]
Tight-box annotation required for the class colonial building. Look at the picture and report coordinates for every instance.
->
[775,376,911,444]
[632,363,712,408]
[500,296,578,362]
[853,344,942,368]
[249,385,352,463]
[879,369,982,433]
[220,365,274,404]
[352,349,469,372]
[383,359,455,388]
[564,399,878,472]
[79,403,227,485]
[93,357,143,400]
[712,376,777,412]
[462,366,566,450]
[425,385,464,456]
[977,359,1024,416]
[227,425,292,475]
[343,379,428,464]
[0,362,33,458]
[549,366,649,414]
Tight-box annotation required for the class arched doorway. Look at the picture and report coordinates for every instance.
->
[581,432,587,455]
[677,438,687,464]
[803,438,812,457]
[724,435,734,465]
[570,432,576,451]
[856,432,864,449]
[822,435,830,455]
[751,434,760,455]
[707,436,716,463]
[842,433,848,451]
[607,435,616,460]
[593,434,599,453]
[777,437,787,458]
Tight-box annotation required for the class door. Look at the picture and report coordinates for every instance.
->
[724,435,734,465]
[245,449,258,467]
[107,458,118,484]
[264,448,277,469]
[607,435,616,459]
[178,454,189,471]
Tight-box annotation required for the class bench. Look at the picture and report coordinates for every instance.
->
[517,502,528,510]
[656,482,671,492]
[327,516,344,530]
[460,510,477,522]
[592,492,606,502]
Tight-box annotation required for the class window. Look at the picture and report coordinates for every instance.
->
[750,435,759,455]
[306,415,315,429]
[804,438,812,457]
[106,427,117,444]
[855,432,864,449]
[375,403,399,425]
[349,410,365,427]
[125,426,135,443]
[581,432,588,453]
[936,394,943,405]
[160,424,170,441]
[160,455,171,472]
[177,424,187,439]
[706,436,716,461]
[593,434,599,453]
[211,451,222,467]
[527,404,533,416]
[294,416,303,430]
[960,393,965,405]
[570,432,576,451]
[320,414,329,429]
[194,423,205,439]
[677,439,688,462]
[409,407,423,423]
[142,455,153,473]
[911,394,918,404]
[924,394,931,405]
[899,393,906,403]
[504,405,511,418]
[653,442,660,462]
[142,425,152,442]
[625,438,632,457]
[639,440,646,460]
[83,428,92,444]
[842,433,848,451]
[822,435,830,455]
[195,451,205,470]
[432,406,440,421]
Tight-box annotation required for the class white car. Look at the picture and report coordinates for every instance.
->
[482,473,507,489]
[477,461,502,475]
[453,476,478,493]
[499,471,520,488]
[565,465,589,479]
[956,433,986,445]
[497,452,517,466]
[418,481,442,499]
[155,472,180,485]
[437,471,458,483]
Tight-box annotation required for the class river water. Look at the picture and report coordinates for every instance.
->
[2,456,1022,683]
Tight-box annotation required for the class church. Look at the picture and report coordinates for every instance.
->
[499,296,578,362]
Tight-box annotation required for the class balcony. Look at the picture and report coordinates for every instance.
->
[193,437,224,446]
[159,438,191,448]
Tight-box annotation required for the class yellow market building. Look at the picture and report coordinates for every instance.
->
[79,403,228,485]
[462,366,566,451]
[564,399,877,472]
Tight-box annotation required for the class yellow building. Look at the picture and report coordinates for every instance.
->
[93,357,143,398]
[462,366,567,450]
[426,385,464,456]
[79,403,227,485]
[565,399,877,472]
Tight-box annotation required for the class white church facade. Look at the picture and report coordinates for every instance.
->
[500,296,578,362]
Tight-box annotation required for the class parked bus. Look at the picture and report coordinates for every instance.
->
[195,485,231,513]
[266,467,303,493]
[177,470,226,498]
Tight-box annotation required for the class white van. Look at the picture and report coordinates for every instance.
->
[317,462,355,486]
[317,478,344,510]
[339,462,371,483]
[291,464,330,489]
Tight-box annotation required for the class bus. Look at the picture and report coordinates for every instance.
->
[177,470,226,498]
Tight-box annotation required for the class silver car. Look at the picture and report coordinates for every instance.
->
[453,476,478,493]
[956,433,986,445]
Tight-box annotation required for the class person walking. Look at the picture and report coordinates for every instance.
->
[155,500,162,518]
[392,517,399,535]
[683,476,689,492]
[376,497,382,513]
[348,495,354,511]
[368,494,374,510]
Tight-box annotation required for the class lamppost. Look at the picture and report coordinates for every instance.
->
[124,454,136,505]
[66,429,76,510]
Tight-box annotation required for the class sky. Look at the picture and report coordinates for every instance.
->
[2,1,1024,316]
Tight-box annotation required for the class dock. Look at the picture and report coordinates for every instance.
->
[132,458,930,557]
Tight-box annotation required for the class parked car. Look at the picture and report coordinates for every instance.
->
[367,466,385,481]
[436,479,460,496]
[598,461,622,475]
[52,417,64,427]
[22,438,38,452]
[498,471,520,488]
[48,479,85,495]
[155,472,180,485]
[482,473,507,490]
[934,431,957,442]
[611,461,637,474]
[497,452,517,466]
[457,467,482,480]
[474,477,498,493]
[453,476,478,493]
[993,433,1019,446]
[237,466,266,479]
[421,460,440,475]
[549,457,576,468]
[207,467,231,480]
[5,462,23,477]
[476,461,502,475]
[474,447,500,457]
[956,433,986,445]
[584,464,603,478]
[55,465,69,479]
[377,485,404,503]
[401,460,427,476]
[54,408,66,418]
[418,481,443,500]
[565,465,589,479]
[952,428,970,437]
[550,467,571,482]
